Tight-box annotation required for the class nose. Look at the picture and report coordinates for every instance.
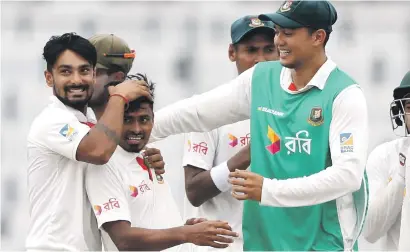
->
[254,51,266,64]
[72,71,82,84]
[132,121,143,133]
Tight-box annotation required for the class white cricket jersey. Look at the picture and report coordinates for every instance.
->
[362,139,407,250]
[86,146,188,252]
[182,119,250,252]
[26,96,101,251]
[150,58,368,209]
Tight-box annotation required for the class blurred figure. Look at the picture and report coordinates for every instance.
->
[182,15,277,252]
[88,34,135,120]
[362,71,410,251]
[86,74,238,251]
[25,32,151,251]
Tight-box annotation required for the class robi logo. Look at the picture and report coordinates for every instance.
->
[266,126,280,155]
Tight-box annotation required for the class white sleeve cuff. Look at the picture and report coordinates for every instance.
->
[210,161,231,192]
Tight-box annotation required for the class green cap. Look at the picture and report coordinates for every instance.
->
[259,0,337,32]
[394,71,410,100]
[88,34,135,74]
[231,15,275,44]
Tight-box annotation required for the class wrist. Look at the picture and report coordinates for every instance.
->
[179,226,191,244]
[210,161,231,192]
[110,93,129,110]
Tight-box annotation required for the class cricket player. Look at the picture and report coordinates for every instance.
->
[182,15,277,252]
[362,71,410,250]
[88,34,135,119]
[86,74,239,251]
[149,1,369,251]
[26,32,152,251]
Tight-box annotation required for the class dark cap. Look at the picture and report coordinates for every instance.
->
[88,34,135,74]
[394,71,410,100]
[259,0,337,32]
[231,15,275,44]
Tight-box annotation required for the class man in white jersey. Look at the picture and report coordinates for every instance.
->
[182,15,277,252]
[26,32,152,251]
[86,74,239,251]
[362,71,410,250]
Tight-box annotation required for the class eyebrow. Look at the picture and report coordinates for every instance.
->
[57,64,91,70]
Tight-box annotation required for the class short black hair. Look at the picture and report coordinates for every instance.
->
[233,28,275,49]
[106,73,156,112]
[307,28,331,47]
[43,32,97,72]
[126,73,155,112]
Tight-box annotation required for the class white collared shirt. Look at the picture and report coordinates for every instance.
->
[86,146,187,252]
[151,58,368,208]
[26,96,101,251]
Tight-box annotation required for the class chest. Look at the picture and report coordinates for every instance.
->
[215,121,250,164]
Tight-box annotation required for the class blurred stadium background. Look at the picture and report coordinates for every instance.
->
[1,1,410,250]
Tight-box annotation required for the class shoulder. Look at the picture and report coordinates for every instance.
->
[368,139,402,164]
[28,103,78,139]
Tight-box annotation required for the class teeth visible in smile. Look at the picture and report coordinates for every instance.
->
[69,87,86,92]
[128,136,142,140]
[280,50,290,56]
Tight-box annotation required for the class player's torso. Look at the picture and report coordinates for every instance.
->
[103,160,185,252]
[26,149,100,251]
[214,120,250,166]
[381,139,406,248]
[194,121,250,252]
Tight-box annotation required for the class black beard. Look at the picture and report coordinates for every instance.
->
[54,85,90,112]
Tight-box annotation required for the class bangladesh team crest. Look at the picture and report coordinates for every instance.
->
[400,153,406,166]
[280,0,293,12]
[308,107,324,126]
[249,18,264,28]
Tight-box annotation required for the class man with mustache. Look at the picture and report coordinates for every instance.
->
[26,32,152,251]
[86,74,239,251]
[88,34,135,120]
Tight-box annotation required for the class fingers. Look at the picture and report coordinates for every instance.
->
[209,221,233,231]
[210,234,234,244]
[146,154,163,163]
[231,191,248,200]
[207,242,229,249]
[185,217,207,225]
[228,178,246,187]
[143,148,161,158]
[231,185,247,193]
[153,167,165,175]
[229,169,250,180]
[214,229,238,238]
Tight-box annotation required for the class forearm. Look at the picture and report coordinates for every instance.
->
[116,226,187,251]
[149,76,252,143]
[77,96,125,163]
[187,150,250,207]
[186,167,221,207]
[260,164,363,207]
[363,177,405,242]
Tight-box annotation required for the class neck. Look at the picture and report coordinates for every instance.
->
[291,52,327,90]
[92,104,106,121]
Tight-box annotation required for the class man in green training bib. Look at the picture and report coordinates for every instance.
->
[150,1,369,251]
